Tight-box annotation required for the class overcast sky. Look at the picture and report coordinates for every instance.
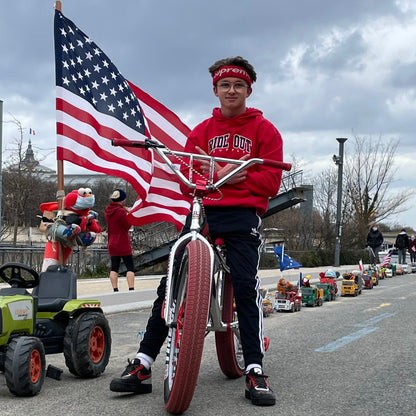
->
[1,0,415,229]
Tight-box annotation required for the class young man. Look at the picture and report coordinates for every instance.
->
[110,56,284,406]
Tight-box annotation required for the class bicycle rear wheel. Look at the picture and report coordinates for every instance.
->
[215,273,245,378]
[164,240,212,414]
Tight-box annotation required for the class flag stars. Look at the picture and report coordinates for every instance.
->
[56,13,146,134]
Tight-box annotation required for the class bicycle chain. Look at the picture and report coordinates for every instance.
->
[166,149,224,201]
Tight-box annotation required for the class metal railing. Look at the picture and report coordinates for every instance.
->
[0,245,110,276]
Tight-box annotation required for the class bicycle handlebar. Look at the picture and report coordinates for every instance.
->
[112,138,292,171]
[112,138,292,192]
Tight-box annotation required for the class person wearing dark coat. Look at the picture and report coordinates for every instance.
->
[366,225,384,265]
[395,229,410,264]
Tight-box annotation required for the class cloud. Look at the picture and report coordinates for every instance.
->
[1,0,415,227]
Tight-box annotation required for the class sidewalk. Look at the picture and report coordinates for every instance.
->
[77,265,357,314]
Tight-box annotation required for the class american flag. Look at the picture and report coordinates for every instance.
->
[54,10,190,230]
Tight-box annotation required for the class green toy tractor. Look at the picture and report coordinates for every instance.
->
[0,262,111,397]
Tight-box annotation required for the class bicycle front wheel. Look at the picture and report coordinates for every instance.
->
[215,272,245,378]
[164,240,212,414]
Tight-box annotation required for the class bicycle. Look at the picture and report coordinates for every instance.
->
[112,138,291,414]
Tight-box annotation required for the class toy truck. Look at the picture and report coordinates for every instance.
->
[301,287,323,307]
[341,272,363,296]
[316,282,336,301]
[260,288,274,317]
[274,288,302,312]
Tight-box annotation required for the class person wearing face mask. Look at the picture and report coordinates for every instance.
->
[366,225,384,265]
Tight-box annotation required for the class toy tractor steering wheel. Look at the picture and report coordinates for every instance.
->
[0,262,40,289]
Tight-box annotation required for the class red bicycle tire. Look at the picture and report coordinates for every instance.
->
[164,240,212,414]
[215,273,245,378]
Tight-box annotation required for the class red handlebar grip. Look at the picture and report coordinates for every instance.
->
[111,138,143,147]
[263,159,292,171]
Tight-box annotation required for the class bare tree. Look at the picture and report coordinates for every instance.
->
[343,135,412,247]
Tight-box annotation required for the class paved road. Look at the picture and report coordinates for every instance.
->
[1,272,415,415]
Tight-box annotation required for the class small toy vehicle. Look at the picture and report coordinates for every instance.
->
[395,265,404,275]
[319,269,338,299]
[341,272,363,296]
[274,288,302,312]
[301,287,323,307]
[362,271,373,289]
[316,282,336,301]
[378,267,386,280]
[260,288,274,317]
[0,263,111,397]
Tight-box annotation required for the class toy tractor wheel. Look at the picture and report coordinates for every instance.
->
[5,336,45,396]
[63,312,111,378]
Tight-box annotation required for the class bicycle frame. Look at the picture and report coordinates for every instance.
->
[112,138,291,333]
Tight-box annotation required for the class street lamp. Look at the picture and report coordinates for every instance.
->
[334,138,347,267]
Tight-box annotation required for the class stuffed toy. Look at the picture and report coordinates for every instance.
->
[277,278,294,296]
[40,188,102,272]
[301,274,311,287]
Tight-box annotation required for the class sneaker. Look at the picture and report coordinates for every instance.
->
[245,368,276,406]
[110,358,152,394]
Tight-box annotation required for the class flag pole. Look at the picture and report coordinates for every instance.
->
[55,1,65,264]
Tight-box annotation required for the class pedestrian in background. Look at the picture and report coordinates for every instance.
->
[104,189,135,291]
[366,224,384,265]
[408,234,416,263]
[395,228,410,264]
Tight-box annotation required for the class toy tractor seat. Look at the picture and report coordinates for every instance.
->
[32,265,77,312]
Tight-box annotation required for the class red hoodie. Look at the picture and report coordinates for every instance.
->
[181,107,283,216]
[104,202,132,256]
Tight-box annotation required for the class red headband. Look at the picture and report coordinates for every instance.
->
[212,65,252,86]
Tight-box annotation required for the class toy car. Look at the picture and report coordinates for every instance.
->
[0,263,111,397]
[260,288,274,317]
[362,272,373,289]
[301,287,323,307]
[316,282,336,301]
[341,272,363,296]
[274,288,302,312]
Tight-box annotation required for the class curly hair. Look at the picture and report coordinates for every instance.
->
[209,56,257,83]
